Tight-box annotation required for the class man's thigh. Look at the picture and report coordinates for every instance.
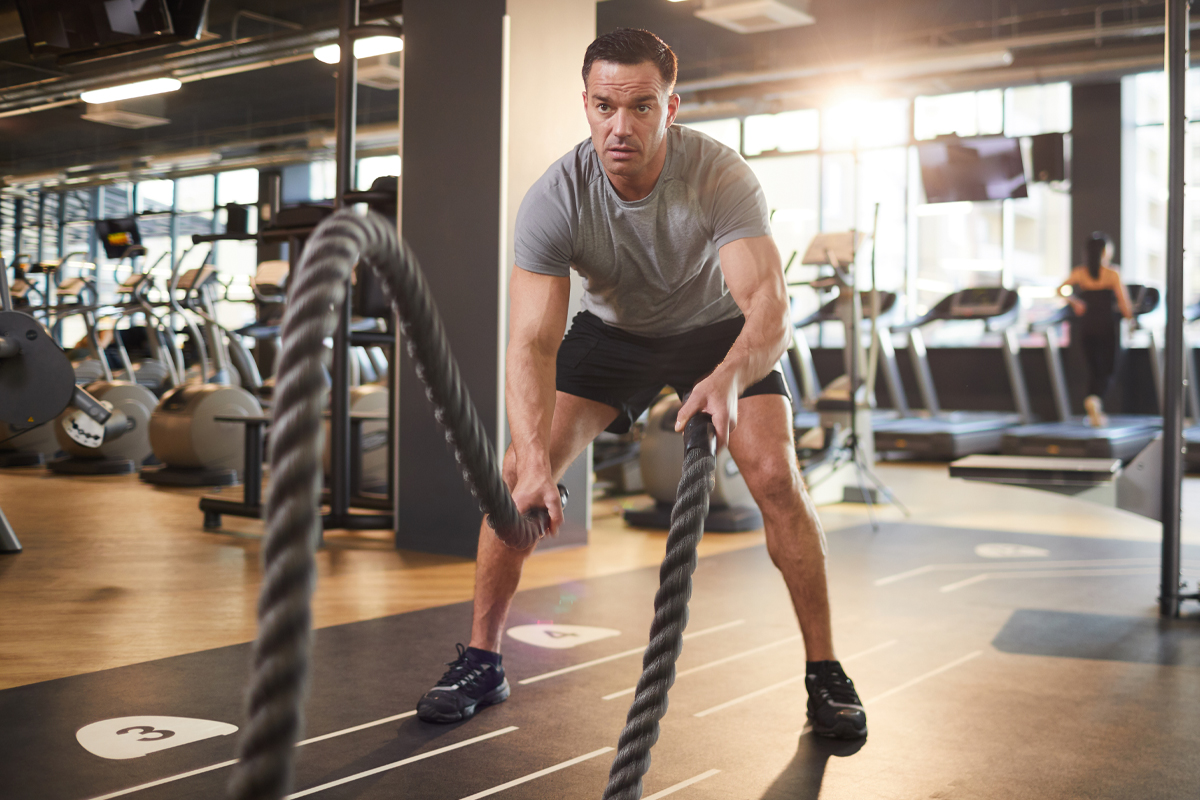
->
[726,393,800,494]
[547,392,619,479]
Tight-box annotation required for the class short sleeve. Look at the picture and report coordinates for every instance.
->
[707,150,771,250]
[514,176,576,277]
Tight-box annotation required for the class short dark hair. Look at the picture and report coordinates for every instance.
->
[582,28,678,91]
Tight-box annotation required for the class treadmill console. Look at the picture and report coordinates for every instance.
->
[949,287,1010,319]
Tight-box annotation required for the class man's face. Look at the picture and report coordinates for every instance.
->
[583,60,680,180]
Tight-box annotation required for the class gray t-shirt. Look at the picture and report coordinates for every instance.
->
[514,125,770,336]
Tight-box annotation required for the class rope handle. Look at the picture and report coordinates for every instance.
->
[683,413,716,457]
[487,483,569,544]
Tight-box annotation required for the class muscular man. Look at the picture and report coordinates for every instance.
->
[417,28,867,740]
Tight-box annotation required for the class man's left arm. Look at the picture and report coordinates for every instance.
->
[675,234,790,449]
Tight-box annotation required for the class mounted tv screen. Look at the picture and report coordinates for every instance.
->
[16,0,210,62]
[95,217,142,259]
[918,136,1029,204]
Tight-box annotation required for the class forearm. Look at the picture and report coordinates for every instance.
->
[714,291,791,394]
[505,341,558,476]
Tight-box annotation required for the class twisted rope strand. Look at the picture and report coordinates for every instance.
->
[603,435,715,800]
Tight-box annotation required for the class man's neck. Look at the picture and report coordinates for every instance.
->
[605,136,669,202]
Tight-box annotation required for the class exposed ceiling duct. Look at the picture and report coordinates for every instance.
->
[674,15,1197,99]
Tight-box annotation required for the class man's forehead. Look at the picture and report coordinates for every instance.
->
[586,60,669,95]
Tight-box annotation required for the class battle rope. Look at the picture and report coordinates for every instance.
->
[228,210,549,800]
[227,208,717,800]
[603,414,715,800]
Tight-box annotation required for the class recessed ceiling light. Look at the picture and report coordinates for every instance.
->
[313,36,404,65]
[79,78,182,105]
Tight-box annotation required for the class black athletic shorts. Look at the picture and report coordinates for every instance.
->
[555,310,789,434]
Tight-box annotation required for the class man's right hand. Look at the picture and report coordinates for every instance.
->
[509,469,564,538]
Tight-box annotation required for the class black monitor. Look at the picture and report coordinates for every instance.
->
[918,136,1028,204]
[16,0,210,62]
[95,217,142,259]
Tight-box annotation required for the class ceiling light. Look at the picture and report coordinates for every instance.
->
[314,36,404,65]
[79,78,182,105]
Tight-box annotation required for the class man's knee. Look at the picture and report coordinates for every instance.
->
[740,450,803,511]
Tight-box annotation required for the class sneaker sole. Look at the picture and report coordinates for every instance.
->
[418,680,511,724]
[810,718,867,740]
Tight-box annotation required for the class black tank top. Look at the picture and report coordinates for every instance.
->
[1077,289,1120,336]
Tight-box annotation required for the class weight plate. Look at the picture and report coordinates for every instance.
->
[0,310,76,426]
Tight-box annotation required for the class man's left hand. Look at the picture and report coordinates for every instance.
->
[675,369,740,451]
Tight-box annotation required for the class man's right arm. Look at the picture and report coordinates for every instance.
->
[505,264,572,535]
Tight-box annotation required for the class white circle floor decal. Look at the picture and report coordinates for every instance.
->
[506,624,621,649]
[76,716,238,760]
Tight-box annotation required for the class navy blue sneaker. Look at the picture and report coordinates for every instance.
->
[805,660,867,739]
[417,644,510,723]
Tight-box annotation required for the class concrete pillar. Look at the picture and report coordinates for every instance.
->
[397,0,595,556]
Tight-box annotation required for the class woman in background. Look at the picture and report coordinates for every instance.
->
[1058,231,1134,427]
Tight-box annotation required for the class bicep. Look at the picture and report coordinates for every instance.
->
[717,235,786,313]
[509,266,571,355]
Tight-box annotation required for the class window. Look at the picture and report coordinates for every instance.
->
[744,109,819,156]
[822,98,909,151]
[356,155,402,191]
[1004,83,1071,137]
[913,90,1003,140]
[683,118,741,152]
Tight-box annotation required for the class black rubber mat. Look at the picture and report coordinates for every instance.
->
[3,523,1199,800]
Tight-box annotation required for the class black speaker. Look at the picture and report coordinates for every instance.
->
[1031,132,1067,182]
[224,203,250,235]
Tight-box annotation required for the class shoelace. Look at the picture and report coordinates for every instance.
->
[437,643,489,688]
[815,667,860,705]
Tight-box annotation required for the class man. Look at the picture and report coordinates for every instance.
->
[417,28,867,740]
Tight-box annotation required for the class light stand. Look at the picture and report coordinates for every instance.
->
[802,220,907,530]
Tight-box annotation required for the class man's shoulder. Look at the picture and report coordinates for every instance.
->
[671,124,745,171]
[532,138,603,199]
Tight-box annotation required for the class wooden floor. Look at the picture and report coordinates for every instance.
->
[2,461,1199,691]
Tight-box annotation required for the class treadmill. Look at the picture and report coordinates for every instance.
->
[873,287,1033,459]
[781,289,907,436]
[1000,284,1161,461]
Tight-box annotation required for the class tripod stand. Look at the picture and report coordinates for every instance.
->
[801,215,907,530]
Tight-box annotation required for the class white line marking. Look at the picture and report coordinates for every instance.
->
[873,564,937,585]
[791,651,982,737]
[287,726,518,798]
[602,635,804,700]
[693,640,896,718]
[876,557,1161,586]
[298,710,416,745]
[863,651,982,705]
[86,758,239,800]
[518,620,745,685]
[83,711,419,800]
[643,769,722,799]
[456,747,613,800]
[939,568,1158,593]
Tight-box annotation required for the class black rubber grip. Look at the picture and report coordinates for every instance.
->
[684,412,716,456]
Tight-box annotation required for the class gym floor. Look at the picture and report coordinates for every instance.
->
[2,464,1199,799]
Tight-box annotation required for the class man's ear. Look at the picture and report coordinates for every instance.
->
[665,92,681,127]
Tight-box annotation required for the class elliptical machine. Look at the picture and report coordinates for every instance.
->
[46,252,158,476]
[623,394,763,532]
[141,258,264,486]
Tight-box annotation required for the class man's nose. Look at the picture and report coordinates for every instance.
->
[611,108,634,137]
